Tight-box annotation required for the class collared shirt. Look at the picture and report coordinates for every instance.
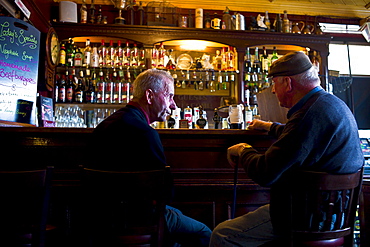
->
[127,101,150,125]
[287,86,323,119]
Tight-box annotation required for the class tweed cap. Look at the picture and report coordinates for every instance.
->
[268,51,313,77]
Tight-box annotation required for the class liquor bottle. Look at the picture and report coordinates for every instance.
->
[74,47,83,67]
[261,46,269,73]
[221,47,227,70]
[80,0,87,24]
[98,40,107,67]
[188,9,194,28]
[137,1,145,25]
[222,7,232,30]
[58,74,66,103]
[130,43,139,67]
[66,38,75,67]
[123,41,131,67]
[66,70,75,103]
[245,104,253,128]
[204,12,211,28]
[54,74,60,103]
[151,45,158,68]
[271,47,279,64]
[114,40,123,67]
[112,69,122,104]
[96,5,102,24]
[244,47,252,73]
[275,14,282,32]
[264,11,271,31]
[85,72,96,104]
[192,71,198,90]
[89,0,95,24]
[198,74,204,91]
[253,47,261,75]
[138,46,146,68]
[91,46,99,68]
[217,71,222,90]
[107,40,115,67]
[83,39,91,67]
[59,42,66,66]
[105,70,113,104]
[157,42,165,68]
[74,77,84,103]
[222,72,228,90]
[96,70,106,103]
[184,106,192,129]
[226,46,235,71]
[209,71,216,92]
[283,10,290,33]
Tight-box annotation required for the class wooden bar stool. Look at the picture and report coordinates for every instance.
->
[264,168,363,247]
[0,167,53,247]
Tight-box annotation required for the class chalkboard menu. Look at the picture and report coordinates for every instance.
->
[0,17,40,125]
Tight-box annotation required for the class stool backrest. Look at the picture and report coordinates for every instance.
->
[81,168,168,247]
[288,168,363,243]
[0,167,53,247]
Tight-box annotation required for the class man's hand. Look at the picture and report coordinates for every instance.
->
[248,119,273,132]
[227,143,252,168]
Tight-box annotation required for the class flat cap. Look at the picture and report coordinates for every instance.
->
[268,51,313,77]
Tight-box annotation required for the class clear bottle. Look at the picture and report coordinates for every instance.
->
[105,70,113,104]
[209,71,216,92]
[83,39,92,67]
[112,69,122,104]
[91,46,99,68]
[245,104,253,128]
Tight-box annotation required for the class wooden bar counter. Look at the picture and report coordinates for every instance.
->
[0,127,274,244]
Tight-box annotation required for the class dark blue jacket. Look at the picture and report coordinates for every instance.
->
[240,87,364,234]
[91,105,166,171]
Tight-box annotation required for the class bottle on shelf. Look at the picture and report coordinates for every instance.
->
[112,69,122,104]
[275,14,282,32]
[222,72,228,90]
[80,0,87,24]
[66,38,75,67]
[283,10,290,33]
[91,45,99,68]
[166,49,176,70]
[89,1,95,24]
[264,11,271,31]
[75,75,84,103]
[114,40,123,67]
[83,39,92,67]
[107,40,115,67]
[74,47,83,67]
[226,46,235,71]
[204,12,211,28]
[96,5,102,24]
[66,70,75,103]
[222,7,232,30]
[271,46,279,64]
[138,46,146,68]
[123,41,131,67]
[105,70,113,103]
[245,103,253,128]
[59,42,66,66]
[130,43,139,68]
[96,70,106,103]
[151,45,158,68]
[209,71,216,92]
[261,46,269,73]
[98,40,107,67]
[85,71,96,103]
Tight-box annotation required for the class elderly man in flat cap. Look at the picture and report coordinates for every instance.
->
[209,51,364,247]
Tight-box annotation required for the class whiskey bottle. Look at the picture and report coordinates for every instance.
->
[89,0,95,24]
[83,39,92,67]
[80,0,87,24]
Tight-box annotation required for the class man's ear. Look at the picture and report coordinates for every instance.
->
[283,76,293,93]
[146,89,155,105]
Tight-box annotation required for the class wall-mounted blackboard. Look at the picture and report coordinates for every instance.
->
[0,17,40,125]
